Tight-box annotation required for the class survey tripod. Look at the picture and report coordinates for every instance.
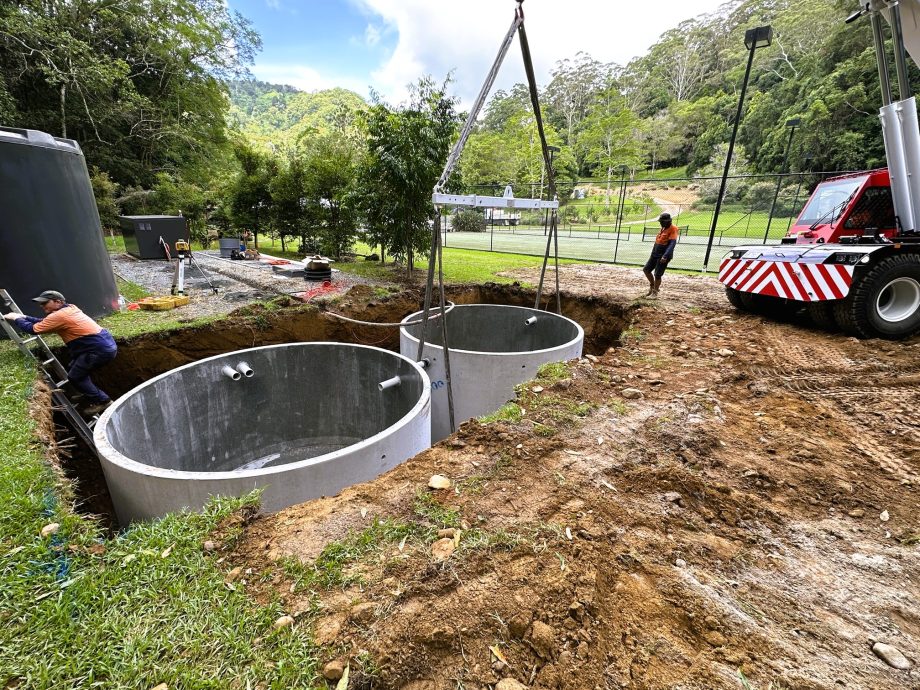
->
[159,236,219,296]
[0,289,97,450]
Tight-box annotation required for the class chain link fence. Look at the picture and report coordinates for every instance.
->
[442,171,850,272]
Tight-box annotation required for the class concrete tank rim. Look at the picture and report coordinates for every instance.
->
[400,304,585,357]
[92,342,431,480]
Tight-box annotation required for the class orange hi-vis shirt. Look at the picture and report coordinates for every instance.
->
[32,304,103,343]
[654,225,679,245]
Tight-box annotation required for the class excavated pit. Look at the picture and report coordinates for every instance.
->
[57,285,632,525]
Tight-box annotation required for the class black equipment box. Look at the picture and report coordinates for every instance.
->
[119,215,189,260]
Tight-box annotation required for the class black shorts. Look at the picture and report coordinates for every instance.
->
[644,248,671,277]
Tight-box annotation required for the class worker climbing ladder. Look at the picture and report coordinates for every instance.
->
[0,288,97,450]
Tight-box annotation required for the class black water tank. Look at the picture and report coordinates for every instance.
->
[0,127,118,318]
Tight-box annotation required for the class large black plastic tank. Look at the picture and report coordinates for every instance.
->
[0,127,118,318]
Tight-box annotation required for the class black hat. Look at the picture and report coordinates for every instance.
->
[658,213,672,222]
[32,290,65,304]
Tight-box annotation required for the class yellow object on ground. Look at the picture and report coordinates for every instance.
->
[138,295,191,311]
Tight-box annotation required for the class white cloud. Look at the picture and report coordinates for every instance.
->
[364,23,382,47]
[264,0,280,9]
[250,62,371,96]
[349,0,728,106]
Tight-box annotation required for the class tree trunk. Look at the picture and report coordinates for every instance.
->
[60,83,67,139]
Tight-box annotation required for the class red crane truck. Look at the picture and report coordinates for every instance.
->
[719,1,920,339]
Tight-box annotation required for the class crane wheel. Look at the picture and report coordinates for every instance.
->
[807,301,838,331]
[836,254,920,339]
[724,287,746,310]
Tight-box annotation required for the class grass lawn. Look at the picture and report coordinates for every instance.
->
[0,344,320,689]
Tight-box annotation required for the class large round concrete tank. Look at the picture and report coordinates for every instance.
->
[0,127,117,318]
[401,305,584,441]
[94,343,431,523]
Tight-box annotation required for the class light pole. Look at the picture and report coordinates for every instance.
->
[763,117,801,242]
[702,25,772,271]
[785,152,814,234]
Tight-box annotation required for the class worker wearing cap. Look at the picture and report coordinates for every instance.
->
[643,213,679,298]
[3,290,117,415]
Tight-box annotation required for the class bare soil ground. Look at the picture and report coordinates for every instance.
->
[220,264,920,690]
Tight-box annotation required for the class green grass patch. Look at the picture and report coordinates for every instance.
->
[413,491,461,529]
[535,361,570,385]
[479,402,524,424]
[0,344,321,688]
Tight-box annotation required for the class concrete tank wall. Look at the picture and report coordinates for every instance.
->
[0,127,118,318]
[94,343,431,523]
[400,305,584,441]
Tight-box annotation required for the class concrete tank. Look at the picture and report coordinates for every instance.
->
[94,343,431,523]
[0,127,118,318]
[400,305,584,441]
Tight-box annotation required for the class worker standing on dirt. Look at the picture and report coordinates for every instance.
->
[643,213,679,298]
[3,290,117,416]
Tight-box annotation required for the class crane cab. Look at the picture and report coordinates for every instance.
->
[782,169,898,245]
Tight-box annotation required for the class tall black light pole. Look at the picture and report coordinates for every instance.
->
[702,25,772,271]
[763,117,801,243]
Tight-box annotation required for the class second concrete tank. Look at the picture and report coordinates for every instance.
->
[401,305,584,441]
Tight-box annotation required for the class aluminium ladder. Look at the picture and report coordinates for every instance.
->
[0,289,97,450]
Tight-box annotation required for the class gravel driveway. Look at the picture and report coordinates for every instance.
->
[111,250,372,319]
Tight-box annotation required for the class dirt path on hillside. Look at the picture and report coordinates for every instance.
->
[227,265,919,689]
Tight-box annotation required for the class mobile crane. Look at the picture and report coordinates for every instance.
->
[719,1,920,338]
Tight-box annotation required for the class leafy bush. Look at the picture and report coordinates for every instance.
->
[451,208,487,233]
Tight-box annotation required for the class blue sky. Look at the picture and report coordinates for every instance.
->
[228,0,730,106]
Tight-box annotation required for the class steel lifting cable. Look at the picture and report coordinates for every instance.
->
[418,2,527,435]
[517,13,562,314]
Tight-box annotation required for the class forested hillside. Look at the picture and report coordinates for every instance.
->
[227,80,367,148]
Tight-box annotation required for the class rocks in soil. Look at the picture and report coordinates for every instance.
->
[272,615,294,631]
[350,602,376,623]
[437,528,456,539]
[508,612,532,639]
[872,642,912,670]
[322,659,346,681]
[202,540,216,551]
[528,620,556,659]
[621,388,643,400]
[40,523,60,538]
[428,474,451,490]
[495,679,527,690]
[663,491,683,504]
[431,538,456,561]
[848,509,865,518]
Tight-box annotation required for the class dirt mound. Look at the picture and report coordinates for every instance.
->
[222,265,919,689]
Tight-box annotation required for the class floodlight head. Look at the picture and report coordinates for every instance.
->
[744,25,773,50]
[786,117,802,128]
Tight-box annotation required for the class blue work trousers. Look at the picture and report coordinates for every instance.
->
[68,349,117,403]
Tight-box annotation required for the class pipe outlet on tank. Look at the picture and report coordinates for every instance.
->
[418,358,432,369]
[221,364,242,381]
[378,375,402,391]
[524,316,538,326]
[236,361,254,378]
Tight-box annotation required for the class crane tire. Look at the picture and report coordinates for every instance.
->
[724,287,746,310]
[835,254,920,339]
[807,301,838,331]
[741,292,794,320]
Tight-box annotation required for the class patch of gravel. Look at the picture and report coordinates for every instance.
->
[110,250,375,319]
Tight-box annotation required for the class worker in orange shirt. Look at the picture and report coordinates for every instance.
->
[643,212,679,298]
[3,290,118,416]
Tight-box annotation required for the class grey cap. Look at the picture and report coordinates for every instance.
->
[32,290,65,303]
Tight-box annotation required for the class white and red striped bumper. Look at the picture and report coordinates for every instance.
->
[719,257,854,302]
